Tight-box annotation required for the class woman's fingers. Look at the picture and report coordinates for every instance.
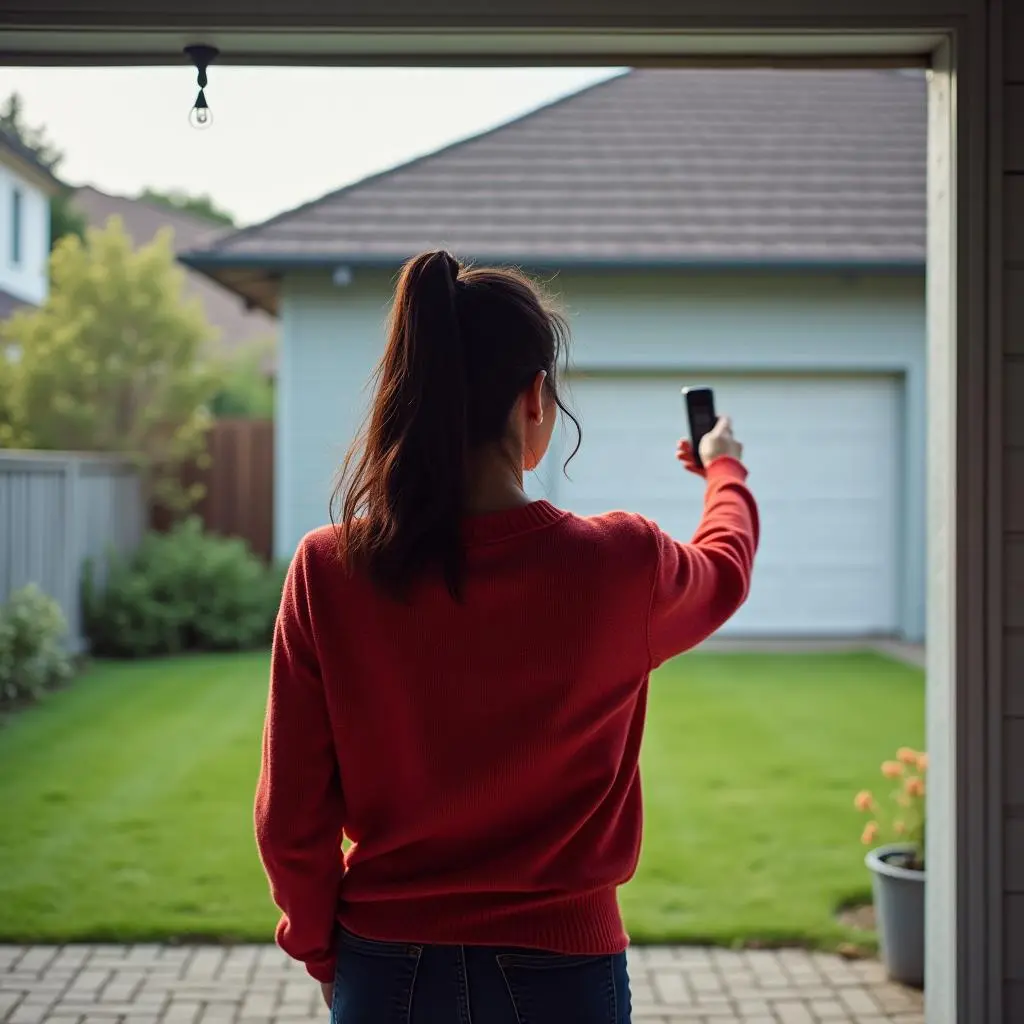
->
[699,415,744,465]
[676,439,706,477]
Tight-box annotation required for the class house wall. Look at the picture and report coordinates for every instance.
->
[277,269,926,637]
[275,273,389,564]
[0,163,50,306]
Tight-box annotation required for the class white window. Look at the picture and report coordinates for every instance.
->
[10,187,22,267]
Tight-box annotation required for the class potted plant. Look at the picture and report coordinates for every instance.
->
[854,747,927,988]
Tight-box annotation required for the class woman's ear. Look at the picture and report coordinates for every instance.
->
[526,370,548,425]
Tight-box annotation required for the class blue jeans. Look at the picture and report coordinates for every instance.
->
[331,928,632,1024]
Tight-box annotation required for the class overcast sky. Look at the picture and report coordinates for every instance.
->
[0,67,619,226]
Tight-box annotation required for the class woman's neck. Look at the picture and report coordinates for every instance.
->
[465,450,532,515]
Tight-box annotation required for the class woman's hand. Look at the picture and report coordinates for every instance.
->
[320,982,334,1011]
[677,416,744,477]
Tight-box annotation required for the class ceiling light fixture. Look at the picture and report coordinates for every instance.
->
[184,45,219,130]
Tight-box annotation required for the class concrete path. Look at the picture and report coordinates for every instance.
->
[0,944,924,1024]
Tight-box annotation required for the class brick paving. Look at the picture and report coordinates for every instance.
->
[0,944,924,1024]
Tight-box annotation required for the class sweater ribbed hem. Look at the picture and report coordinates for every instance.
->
[338,888,627,954]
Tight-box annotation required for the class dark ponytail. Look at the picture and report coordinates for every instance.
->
[334,250,580,599]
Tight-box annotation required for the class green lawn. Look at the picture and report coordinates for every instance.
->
[0,650,923,947]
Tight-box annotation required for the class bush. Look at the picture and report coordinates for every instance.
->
[83,518,285,658]
[208,341,276,420]
[0,584,74,706]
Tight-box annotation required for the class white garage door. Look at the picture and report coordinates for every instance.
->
[541,375,901,636]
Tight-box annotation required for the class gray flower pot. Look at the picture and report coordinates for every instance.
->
[865,844,925,988]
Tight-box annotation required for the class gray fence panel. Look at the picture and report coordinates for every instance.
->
[0,451,144,651]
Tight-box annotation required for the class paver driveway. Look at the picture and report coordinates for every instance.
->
[0,944,924,1024]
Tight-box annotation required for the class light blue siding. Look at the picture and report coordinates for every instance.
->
[276,269,925,639]
[556,271,927,641]
[276,273,392,559]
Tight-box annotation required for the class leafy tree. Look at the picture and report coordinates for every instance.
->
[0,93,61,168]
[0,347,20,448]
[139,188,236,228]
[209,340,276,419]
[48,193,88,248]
[0,92,87,248]
[0,217,222,510]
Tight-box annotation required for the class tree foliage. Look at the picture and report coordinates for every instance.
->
[49,193,89,249]
[0,92,87,247]
[0,217,222,510]
[139,188,236,228]
[0,93,62,169]
[209,339,276,419]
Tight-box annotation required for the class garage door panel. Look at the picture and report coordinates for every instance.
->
[553,374,900,636]
[759,508,892,563]
[733,571,895,634]
[748,449,893,496]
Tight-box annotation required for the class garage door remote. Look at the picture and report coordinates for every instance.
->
[682,386,717,469]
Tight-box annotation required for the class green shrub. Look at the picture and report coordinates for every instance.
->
[0,584,74,706]
[83,518,285,658]
[208,342,275,420]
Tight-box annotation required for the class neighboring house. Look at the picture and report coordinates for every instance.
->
[0,129,60,318]
[72,185,277,369]
[184,68,927,640]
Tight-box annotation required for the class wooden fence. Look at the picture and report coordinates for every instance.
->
[0,451,144,651]
[154,419,274,561]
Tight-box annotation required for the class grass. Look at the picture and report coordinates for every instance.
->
[0,654,272,943]
[622,651,923,948]
[0,650,923,948]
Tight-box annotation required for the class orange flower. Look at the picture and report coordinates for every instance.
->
[905,776,925,798]
[894,820,907,835]
[897,747,919,766]
[861,822,879,845]
[881,760,905,779]
[854,790,875,813]
[917,753,929,772]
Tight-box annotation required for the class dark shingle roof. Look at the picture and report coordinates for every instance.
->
[185,68,926,314]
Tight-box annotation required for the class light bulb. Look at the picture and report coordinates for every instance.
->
[189,103,213,130]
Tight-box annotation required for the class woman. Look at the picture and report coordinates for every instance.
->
[255,250,759,1024]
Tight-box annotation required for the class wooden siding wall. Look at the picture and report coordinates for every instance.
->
[1003,1,1024,1017]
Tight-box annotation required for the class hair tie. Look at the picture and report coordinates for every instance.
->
[441,251,460,288]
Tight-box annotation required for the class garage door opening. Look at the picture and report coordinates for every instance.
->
[0,39,971,1023]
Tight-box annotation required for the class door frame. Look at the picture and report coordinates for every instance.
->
[0,7,998,1023]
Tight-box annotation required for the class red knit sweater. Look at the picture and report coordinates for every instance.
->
[255,456,758,982]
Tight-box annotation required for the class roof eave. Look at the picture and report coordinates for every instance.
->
[181,250,927,316]
[180,251,926,273]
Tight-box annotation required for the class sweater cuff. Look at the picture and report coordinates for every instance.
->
[305,956,336,984]
[704,455,748,481]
